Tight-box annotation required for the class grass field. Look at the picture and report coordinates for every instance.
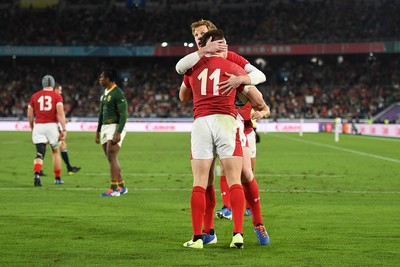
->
[0,131,399,266]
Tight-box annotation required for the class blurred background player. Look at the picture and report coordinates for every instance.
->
[27,75,67,186]
[54,83,81,175]
[95,69,128,197]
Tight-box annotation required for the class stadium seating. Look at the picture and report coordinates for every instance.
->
[0,0,399,121]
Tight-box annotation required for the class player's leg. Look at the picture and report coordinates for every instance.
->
[51,146,63,184]
[102,141,121,196]
[60,141,81,175]
[248,132,257,216]
[203,158,217,245]
[33,143,46,186]
[220,156,245,249]
[116,128,128,195]
[214,114,245,248]
[47,124,63,185]
[32,124,48,186]
[183,159,212,249]
[184,116,213,249]
[241,132,270,245]
[216,162,233,219]
[99,125,125,197]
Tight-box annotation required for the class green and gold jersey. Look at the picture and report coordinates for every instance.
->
[97,84,128,133]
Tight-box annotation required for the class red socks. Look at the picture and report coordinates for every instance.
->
[34,163,42,173]
[54,169,61,178]
[220,175,231,209]
[203,185,215,234]
[242,178,263,226]
[229,184,245,234]
[191,186,206,236]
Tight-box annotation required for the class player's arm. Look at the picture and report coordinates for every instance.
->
[27,105,34,130]
[116,97,128,133]
[220,64,266,94]
[219,52,266,94]
[56,103,67,140]
[179,82,193,103]
[179,75,193,103]
[113,96,128,145]
[242,86,270,119]
[175,38,227,74]
[95,99,103,144]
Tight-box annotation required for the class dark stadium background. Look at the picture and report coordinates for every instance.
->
[0,0,399,124]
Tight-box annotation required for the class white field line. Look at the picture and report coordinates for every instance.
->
[83,173,342,178]
[0,187,399,194]
[273,135,400,164]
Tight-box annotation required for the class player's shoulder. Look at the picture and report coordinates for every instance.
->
[31,89,45,98]
[115,86,127,98]
[227,51,249,67]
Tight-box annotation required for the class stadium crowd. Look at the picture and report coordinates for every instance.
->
[0,0,399,45]
[0,0,399,122]
[1,54,399,121]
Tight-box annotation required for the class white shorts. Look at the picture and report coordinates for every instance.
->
[246,129,257,158]
[100,124,127,147]
[32,123,60,149]
[191,114,242,160]
[237,114,247,147]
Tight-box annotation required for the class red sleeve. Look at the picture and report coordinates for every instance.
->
[183,75,191,88]
[227,51,249,69]
[56,93,64,104]
[29,95,35,108]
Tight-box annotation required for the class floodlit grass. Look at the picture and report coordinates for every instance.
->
[0,131,399,266]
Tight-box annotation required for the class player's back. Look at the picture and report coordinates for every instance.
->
[29,89,63,123]
[186,56,246,119]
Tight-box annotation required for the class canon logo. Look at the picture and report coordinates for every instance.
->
[145,123,176,131]
[275,124,301,132]
[80,123,98,131]
[14,122,31,130]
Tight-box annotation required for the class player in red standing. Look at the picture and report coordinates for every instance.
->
[176,19,270,246]
[27,75,67,186]
[180,29,270,249]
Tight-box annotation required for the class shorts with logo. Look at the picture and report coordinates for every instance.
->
[191,114,242,160]
[32,123,60,149]
[100,124,127,147]
[237,114,247,147]
[246,129,257,158]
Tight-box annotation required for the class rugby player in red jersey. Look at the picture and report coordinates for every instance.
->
[27,75,67,186]
[176,20,270,246]
[180,29,269,249]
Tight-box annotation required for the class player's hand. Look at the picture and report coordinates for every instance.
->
[252,107,270,120]
[112,132,121,145]
[59,130,66,141]
[218,73,242,95]
[205,38,227,54]
[95,132,100,144]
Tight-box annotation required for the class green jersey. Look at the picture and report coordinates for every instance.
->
[97,85,128,133]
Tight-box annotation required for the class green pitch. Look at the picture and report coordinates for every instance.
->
[0,132,399,266]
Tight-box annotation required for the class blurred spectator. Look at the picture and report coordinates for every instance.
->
[0,0,399,45]
[0,54,399,120]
